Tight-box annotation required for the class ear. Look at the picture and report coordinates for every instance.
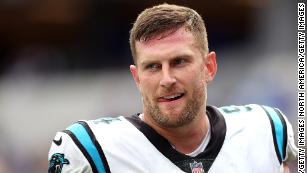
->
[204,51,217,83]
[130,65,140,88]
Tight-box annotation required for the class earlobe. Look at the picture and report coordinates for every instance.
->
[130,65,140,87]
[205,51,217,83]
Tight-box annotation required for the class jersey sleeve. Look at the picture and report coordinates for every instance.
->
[261,106,298,163]
[275,108,298,162]
[48,131,93,173]
[48,121,111,173]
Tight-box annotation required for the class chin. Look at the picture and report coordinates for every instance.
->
[161,108,184,117]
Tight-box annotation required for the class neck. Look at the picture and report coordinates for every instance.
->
[143,111,209,154]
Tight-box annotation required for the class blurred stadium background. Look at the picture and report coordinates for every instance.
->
[0,0,302,172]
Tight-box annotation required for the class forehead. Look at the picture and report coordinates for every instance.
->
[135,28,199,63]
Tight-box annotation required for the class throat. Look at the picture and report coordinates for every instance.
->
[186,122,211,156]
[140,112,211,155]
[166,115,211,155]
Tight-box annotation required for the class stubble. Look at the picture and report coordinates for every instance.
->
[143,83,205,128]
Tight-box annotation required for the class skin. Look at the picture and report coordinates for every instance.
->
[129,27,291,172]
[283,163,290,173]
[130,27,217,153]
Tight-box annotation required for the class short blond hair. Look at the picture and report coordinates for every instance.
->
[129,3,209,64]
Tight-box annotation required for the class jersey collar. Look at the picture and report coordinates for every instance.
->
[125,105,226,172]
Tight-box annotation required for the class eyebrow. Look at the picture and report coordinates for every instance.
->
[139,60,159,68]
[140,54,193,65]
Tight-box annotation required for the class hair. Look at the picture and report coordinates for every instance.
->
[129,3,209,65]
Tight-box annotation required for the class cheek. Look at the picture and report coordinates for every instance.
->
[139,76,158,96]
[183,69,205,85]
[185,72,206,94]
[196,67,206,84]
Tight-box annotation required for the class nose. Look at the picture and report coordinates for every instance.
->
[159,66,176,88]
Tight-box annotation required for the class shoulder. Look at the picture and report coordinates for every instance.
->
[217,104,287,128]
[218,104,270,116]
[48,116,129,173]
[217,104,297,163]
[48,115,150,173]
[48,129,95,173]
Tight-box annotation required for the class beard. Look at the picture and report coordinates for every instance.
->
[143,84,206,128]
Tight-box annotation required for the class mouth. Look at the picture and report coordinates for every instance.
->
[158,93,185,102]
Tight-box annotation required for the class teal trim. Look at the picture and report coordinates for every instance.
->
[263,106,284,159]
[218,105,253,115]
[67,123,106,173]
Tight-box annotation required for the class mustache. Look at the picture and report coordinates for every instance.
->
[157,87,184,96]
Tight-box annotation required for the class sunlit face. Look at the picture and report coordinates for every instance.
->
[130,27,216,128]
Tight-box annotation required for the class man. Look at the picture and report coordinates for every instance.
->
[48,3,297,173]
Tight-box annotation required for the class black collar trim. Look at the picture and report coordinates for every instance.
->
[125,105,226,172]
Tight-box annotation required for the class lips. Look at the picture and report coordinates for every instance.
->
[158,93,185,102]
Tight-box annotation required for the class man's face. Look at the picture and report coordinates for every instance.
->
[130,27,216,128]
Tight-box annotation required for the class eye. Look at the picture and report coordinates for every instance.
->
[146,63,161,71]
[172,58,186,66]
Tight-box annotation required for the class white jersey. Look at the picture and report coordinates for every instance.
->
[48,104,297,173]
